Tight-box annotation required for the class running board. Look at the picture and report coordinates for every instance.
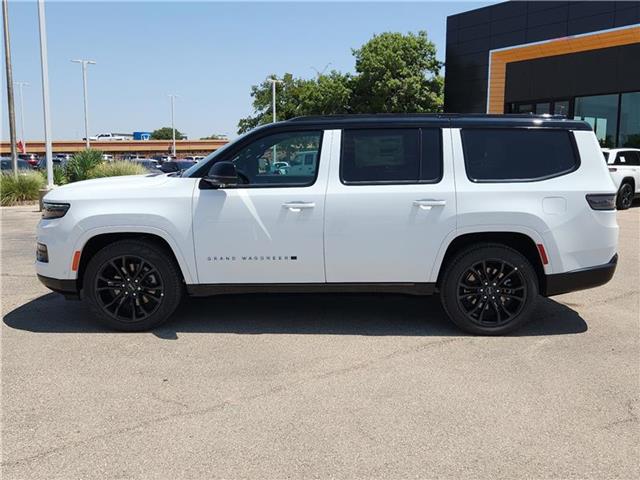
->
[186,282,437,297]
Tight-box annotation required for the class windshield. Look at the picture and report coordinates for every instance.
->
[181,131,249,177]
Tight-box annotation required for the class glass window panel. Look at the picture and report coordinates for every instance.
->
[574,94,618,148]
[536,103,550,114]
[461,129,578,182]
[553,100,569,116]
[228,131,322,186]
[341,129,420,183]
[618,92,640,148]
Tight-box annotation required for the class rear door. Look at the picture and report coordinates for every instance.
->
[324,127,457,283]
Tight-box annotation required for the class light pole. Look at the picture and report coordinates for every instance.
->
[2,0,18,177]
[168,94,178,157]
[310,62,332,78]
[71,58,96,148]
[268,77,283,122]
[37,0,53,189]
[14,81,29,152]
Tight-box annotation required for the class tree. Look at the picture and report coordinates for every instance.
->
[237,31,444,133]
[351,31,443,113]
[151,127,184,140]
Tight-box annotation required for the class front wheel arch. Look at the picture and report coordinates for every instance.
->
[77,233,185,294]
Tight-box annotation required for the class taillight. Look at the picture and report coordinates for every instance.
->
[586,194,616,210]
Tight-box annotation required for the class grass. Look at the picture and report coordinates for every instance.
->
[1,171,45,206]
[88,161,148,178]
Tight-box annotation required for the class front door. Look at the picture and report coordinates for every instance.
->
[324,127,457,283]
[192,129,330,284]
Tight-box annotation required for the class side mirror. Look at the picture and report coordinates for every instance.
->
[161,162,179,173]
[203,161,238,188]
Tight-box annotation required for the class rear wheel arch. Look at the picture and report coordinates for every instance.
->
[76,232,186,292]
[436,232,545,292]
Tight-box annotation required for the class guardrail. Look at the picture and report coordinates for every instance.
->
[0,139,228,155]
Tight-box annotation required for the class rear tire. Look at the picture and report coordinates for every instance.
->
[616,182,634,210]
[84,239,183,331]
[440,244,538,335]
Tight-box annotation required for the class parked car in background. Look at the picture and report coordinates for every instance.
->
[130,158,162,174]
[86,133,129,141]
[35,157,64,170]
[1,157,31,171]
[152,155,175,164]
[102,154,114,162]
[54,153,73,162]
[37,114,618,335]
[159,160,196,174]
[18,153,40,167]
[602,148,640,210]
[183,156,205,162]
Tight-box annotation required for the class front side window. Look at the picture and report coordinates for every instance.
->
[461,128,578,182]
[341,128,441,184]
[228,131,322,186]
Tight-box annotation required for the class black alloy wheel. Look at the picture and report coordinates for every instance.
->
[617,183,634,210]
[95,255,164,323]
[456,259,527,327]
[84,239,183,331]
[440,244,538,335]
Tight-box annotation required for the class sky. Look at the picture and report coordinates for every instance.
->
[1,0,495,141]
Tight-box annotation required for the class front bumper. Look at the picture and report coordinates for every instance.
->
[37,274,80,300]
[543,254,618,296]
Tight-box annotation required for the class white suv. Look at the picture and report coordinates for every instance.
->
[602,148,640,210]
[36,114,619,335]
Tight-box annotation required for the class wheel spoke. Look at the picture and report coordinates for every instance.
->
[457,258,527,327]
[95,254,164,323]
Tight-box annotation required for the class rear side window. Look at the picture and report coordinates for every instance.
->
[461,129,578,182]
[341,128,442,184]
[614,151,640,166]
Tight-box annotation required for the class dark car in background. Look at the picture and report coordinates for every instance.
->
[18,153,40,167]
[1,157,32,171]
[159,160,196,174]
[131,158,163,174]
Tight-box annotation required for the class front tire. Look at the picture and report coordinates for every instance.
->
[84,239,183,331]
[440,244,538,335]
[616,182,634,210]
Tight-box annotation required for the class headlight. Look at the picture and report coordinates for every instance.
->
[42,202,70,219]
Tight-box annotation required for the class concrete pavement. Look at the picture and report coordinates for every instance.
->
[1,204,638,479]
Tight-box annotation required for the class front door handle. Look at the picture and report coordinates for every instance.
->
[283,201,315,212]
[413,199,446,210]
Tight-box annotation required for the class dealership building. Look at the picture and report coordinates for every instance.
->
[444,1,640,148]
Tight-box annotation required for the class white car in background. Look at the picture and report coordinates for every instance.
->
[602,148,640,210]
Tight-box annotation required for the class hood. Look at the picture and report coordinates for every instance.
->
[44,173,179,202]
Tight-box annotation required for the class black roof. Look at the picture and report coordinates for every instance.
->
[280,113,591,131]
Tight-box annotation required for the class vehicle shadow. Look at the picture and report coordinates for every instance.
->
[3,291,587,338]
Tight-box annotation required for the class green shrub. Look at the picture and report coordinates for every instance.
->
[88,161,148,179]
[65,149,104,182]
[1,171,45,206]
[39,165,68,185]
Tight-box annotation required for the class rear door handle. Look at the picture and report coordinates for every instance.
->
[283,201,315,212]
[413,199,446,209]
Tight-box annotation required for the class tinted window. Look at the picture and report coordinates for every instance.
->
[228,131,322,186]
[341,128,441,184]
[461,129,578,182]
[615,151,640,166]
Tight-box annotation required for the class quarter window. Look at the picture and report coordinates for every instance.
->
[461,129,578,182]
[228,131,321,186]
[341,128,441,184]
